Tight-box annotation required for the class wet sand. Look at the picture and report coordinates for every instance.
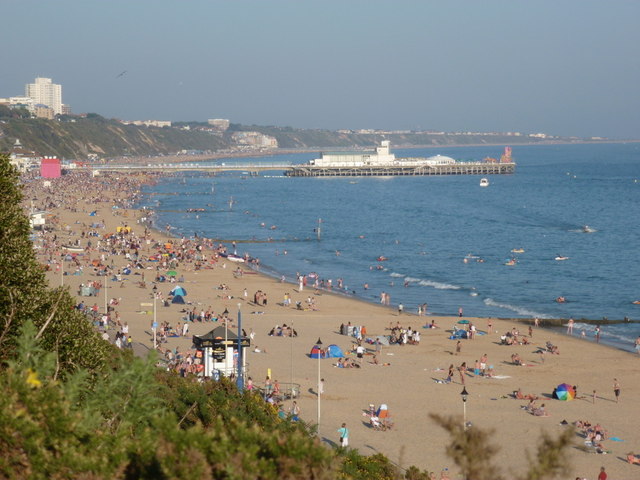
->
[28,170,640,479]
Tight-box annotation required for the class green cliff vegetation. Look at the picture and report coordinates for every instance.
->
[0,110,584,161]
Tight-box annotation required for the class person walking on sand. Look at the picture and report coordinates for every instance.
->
[635,336,640,354]
[595,324,601,343]
[613,378,620,403]
[567,318,574,335]
[337,423,349,447]
[398,303,403,315]
[597,466,607,480]
[458,307,463,318]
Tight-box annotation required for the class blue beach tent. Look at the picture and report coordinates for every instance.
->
[171,295,186,304]
[326,344,344,358]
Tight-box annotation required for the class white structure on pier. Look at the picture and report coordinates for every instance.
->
[310,141,456,168]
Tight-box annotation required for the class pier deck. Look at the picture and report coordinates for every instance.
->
[286,162,515,177]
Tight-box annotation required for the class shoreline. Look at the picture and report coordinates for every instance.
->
[141,196,640,356]
[26,169,640,479]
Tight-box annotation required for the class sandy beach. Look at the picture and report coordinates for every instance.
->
[28,170,639,479]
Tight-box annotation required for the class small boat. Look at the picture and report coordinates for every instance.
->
[555,256,569,261]
[480,178,489,187]
[582,225,595,233]
[511,248,525,253]
[505,258,517,266]
[377,256,388,262]
[220,253,245,263]
[556,296,567,303]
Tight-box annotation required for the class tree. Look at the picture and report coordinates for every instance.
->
[0,154,111,373]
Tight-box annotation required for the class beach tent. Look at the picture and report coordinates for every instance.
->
[170,286,187,297]
[309,344,326,359]
[326,344,344,358]
[171,295,186,304]
[555,383,575,401]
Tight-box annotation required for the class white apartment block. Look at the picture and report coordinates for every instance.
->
[25,77,63,115]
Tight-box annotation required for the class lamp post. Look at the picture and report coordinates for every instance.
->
[236,303,244,391]
[152,285,158,348]
[290,320,294,398]
[461,387,469,431]
[316,337,323,433]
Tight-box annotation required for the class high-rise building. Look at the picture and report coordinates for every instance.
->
[25,77,63,115]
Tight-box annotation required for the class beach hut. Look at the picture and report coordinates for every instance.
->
[40,157,61,178]
[309,344,325,359]
[171,294,186,304]
[193,326,250,378]
[170,285,187,297]
[326,344,344,358]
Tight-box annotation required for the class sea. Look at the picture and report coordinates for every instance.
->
[137,142,640,352]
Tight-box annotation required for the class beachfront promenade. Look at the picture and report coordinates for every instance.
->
[90,162,292,174]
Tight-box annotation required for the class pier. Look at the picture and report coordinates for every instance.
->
[286,161,515,177]
[89,161,515,177]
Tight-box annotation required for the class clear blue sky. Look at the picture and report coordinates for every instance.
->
[2,0,639,138]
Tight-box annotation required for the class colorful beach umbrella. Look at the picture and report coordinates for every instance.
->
[555,383,575,401]
[457,319,470,324]
[166,270,178,276]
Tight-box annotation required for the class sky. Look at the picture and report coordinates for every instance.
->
[2,0,639,139]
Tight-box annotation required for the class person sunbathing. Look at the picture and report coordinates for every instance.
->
[511,353,523,365]
[626,453,640,465]
[513,388,538,400]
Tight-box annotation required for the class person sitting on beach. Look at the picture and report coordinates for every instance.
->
[546,341,560,354]
[370,414,382,430]
[532,403,549,417]
[511,353,523,365]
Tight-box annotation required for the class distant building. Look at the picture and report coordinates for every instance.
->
[25,77,63,115]
[121,119,172,128]
[231,131,278,148]
[208,118,230,131]
[9,139,41,172]
[34,104,55,119]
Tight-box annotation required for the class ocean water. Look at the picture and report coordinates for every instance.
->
[138,142,640,351]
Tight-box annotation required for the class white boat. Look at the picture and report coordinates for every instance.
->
[221,253,245,263]
[582,225,595,233]
[555,256,569,261]
[480,178,489,187]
